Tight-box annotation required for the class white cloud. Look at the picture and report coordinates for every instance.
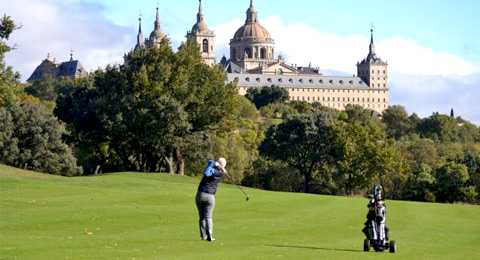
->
[214,16,480,77]
[3,1,479,124]
[381,37,479,77]
[4,0,133,80]
[213,16,480,124]
[391,73,480,124]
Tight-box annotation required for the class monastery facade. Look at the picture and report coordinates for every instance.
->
[128,0,389,113]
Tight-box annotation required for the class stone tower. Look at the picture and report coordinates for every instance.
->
[134,17,145,51]
[187,0,216,67]
[146,7,166,48]
[230,0,275,71]
[357,29,388,90]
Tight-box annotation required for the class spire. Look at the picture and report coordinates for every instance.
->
[154,7,161,30]
[197,0,204,23]
[359,26,386,65]
[70,48,74,61]
[246,0,258,23]
[135,16,145,50]
[369,28,376,58]
[149,6,165,43]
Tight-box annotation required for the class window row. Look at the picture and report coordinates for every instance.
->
[240,77,363,85]
[290,96,387,102]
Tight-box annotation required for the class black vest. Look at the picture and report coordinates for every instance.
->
[198,168,224,195]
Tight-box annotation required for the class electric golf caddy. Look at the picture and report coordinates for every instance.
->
[362,186,396,253]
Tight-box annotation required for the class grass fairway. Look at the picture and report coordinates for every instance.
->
[1,164,479,260]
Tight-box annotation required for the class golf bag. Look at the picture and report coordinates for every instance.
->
[362,186,395,253]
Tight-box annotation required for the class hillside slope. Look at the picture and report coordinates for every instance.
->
[1,164,479,260]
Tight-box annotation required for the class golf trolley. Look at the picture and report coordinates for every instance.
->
[362,186,396,253]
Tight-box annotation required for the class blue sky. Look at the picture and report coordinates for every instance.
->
[4,0,480,124]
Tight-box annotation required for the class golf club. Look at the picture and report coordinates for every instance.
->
[224,172,250,201]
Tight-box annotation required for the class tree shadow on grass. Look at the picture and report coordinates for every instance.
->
[266,244,363,253]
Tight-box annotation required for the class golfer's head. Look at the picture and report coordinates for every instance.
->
[217,158,227,168]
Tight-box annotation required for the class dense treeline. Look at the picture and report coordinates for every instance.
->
[242,102,479,204]
[1,16,479,203]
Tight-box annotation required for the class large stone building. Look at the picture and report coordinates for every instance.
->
[186,1,216,67]
[129,0,390,113]
[27,53,87,83]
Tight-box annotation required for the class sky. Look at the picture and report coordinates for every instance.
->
[3,0,480,124]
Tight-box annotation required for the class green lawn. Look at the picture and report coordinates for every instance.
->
[1,164,479,260]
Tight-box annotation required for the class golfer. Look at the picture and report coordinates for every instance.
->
[195,158,227,241]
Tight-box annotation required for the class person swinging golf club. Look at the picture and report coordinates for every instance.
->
[195,158,227,241]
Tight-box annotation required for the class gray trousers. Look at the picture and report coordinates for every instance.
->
[195,191,215,239]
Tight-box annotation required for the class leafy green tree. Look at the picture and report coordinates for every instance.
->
[462,149,480,202]
[243,158,303,192]
[235,95,258,120]
[458,120,480,143]
[56,38,238,174]
[418,112,459,142]
[286,100,313,114]
[0,103,79,175]
[24,75,75,103]
[0,15,23,107]
[382,105,413,139]
[245,85,289,109]
[435,162,469,203]
[259,111,335,193]
[330,122,405,196]
[402,163,436,202]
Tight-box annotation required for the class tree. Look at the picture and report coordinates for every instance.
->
[330,122,406,196]
[382,105,413,139]
[0,15,23,107]
[56,38,238,174]
[0,103,79,175]
[435,162,469,203]
[24,75,75,102]
[242,158,303,192]
[418,112,459,142]
[458,120,480,143]
[259,111,335,193]
[245,85,289,109]
[402,163,436,202]
[462,150,480,202]
[340,104,384,134]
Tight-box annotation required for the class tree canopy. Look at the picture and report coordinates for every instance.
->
[55,38,238,174]
[0,14,23,107]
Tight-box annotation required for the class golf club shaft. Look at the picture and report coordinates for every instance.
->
[224,172,249,198]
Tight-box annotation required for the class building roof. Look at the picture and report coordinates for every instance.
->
[232,0,273,42]
[191,0,210,32]
[359,29,387,65]
[228,73,370,90]
[149,7,165,41]
[27,54,87,82]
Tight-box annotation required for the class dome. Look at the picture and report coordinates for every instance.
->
[150,28,165,40]
[192,21,209,32]
[150,8,165,41]
[191,0,210,32]
[233,23,272,41]
[232,0,272,42]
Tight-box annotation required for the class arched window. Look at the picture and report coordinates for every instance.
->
[277,69,283,75]
[202,39,209,53]
[245,48,252,59]
[260,48,267,59]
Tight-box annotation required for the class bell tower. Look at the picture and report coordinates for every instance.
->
[357,28,388,90]
[187,0,216,66]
